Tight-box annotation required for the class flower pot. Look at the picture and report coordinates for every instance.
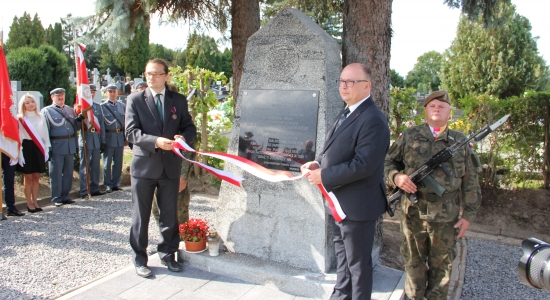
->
[185,240,207,252]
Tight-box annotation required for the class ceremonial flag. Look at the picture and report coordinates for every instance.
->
[76,44,100,132]
[0,45,21,162]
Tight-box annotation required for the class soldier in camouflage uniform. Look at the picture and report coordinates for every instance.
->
[152,153,192,225]
[384,90,481,300]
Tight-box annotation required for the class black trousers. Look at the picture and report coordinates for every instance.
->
[2,153,16,211]
[129,171,179,266]
[330,217,377,300]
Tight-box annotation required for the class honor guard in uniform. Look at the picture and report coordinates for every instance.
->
[384,90,481,300]
[77,85,106,198]
[100,84,126,193]
[134,81,147,93]
[41,88,85,206]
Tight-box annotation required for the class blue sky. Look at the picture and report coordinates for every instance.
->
[1,0,548,77]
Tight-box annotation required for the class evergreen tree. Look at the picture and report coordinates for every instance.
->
[115,23,150,77]
[404,51,443,92]
[441,2,547,100]
[6,45,72,106]
[184,32,222,72]
[390,69,404,88]
[45,23,64,53]
[5,12,45,52]
[98,43,124,76]
[221,48,232,77]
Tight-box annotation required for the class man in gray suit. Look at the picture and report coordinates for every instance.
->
[78,85,105,198]
[42,88,85,206]
[100,84,126,193]
[126,58,196,277]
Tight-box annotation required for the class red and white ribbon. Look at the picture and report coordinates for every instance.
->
[19,116,48,162]
[172,138,346,221]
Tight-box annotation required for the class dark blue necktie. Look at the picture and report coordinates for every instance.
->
[334,107,350,132]
[156,94,163,124]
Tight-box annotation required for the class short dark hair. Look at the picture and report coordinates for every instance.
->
[146,58,170,74]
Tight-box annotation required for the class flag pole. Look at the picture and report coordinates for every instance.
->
[1,27,5,214]
[73,29,91,200]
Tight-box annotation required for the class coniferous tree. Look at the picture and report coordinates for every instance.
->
[5,12,45,52]
[441,2,547,100]
[115,23,150,77]
[45,23,64,53]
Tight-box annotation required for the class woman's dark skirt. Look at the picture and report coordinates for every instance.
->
[16,139,46,174]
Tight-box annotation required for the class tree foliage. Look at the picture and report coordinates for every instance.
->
[440,3,547,101]
[45,23,64,53]
[183,32,222,72]
[115,23,151,77]
[404,51,443,93]
[6,45,73,106]
[388,87,419,138]
[5,12,45,52]
[390,69,404,88]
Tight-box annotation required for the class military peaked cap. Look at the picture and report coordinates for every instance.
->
[105,84,117,90]
[89,84,97,91]
[50,88,66,95]
[424,90,450,106]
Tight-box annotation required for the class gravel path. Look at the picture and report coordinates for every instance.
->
[462,238,549,300]
[0,191,217,300]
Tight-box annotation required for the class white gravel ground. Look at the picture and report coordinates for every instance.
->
[0,191,217,300]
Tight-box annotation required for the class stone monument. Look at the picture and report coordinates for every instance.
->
[216,8,344,273]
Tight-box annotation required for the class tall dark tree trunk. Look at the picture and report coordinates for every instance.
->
[231,0,260,107]
[342,0,393,115]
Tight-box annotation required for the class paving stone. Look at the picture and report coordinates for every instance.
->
[239,285,296,300]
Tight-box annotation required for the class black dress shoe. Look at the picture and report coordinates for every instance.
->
[7,209,25,217]
[105,187,112,193]
[54,202,64,207]
[112,187,123,191]
[91,191,106,196]
[161,257,183,272]
[1,214,6,220]
[135,266,153,277]
[81,195,88,199]
[35,207,43,211]
[62,199,76,204]
[27,206,39,213]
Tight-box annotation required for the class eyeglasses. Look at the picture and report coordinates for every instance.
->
[336,79,369,87]
[145,72,166,78]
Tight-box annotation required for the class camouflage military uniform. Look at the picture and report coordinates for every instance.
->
[384,123,481,300]
[152,153,192,226]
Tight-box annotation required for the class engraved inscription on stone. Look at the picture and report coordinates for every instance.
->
[238,90,319,172]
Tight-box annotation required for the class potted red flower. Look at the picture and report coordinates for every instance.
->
[179,218,209,252]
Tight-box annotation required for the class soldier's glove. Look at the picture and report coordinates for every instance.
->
[100,143,106,154]
[75,114,85,121]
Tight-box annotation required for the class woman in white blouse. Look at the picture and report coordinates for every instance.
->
[17,94,51,213]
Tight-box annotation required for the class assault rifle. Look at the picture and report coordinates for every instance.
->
[387,114,510,217]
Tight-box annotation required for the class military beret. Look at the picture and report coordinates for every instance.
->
[50,88,66,95]
[105,84,117,90]
[424,90,450,106]
[135,81,147,89]
[89,84,97,91]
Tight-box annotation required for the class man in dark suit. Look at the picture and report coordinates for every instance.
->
[125,58,196,277]
[301,63,390,300]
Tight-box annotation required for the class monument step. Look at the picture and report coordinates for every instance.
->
[177,249,405,300]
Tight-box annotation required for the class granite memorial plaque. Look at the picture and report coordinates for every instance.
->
[238,89,319,172]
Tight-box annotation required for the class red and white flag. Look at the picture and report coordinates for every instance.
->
[0,45,21,163]
[76,44,100,132]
